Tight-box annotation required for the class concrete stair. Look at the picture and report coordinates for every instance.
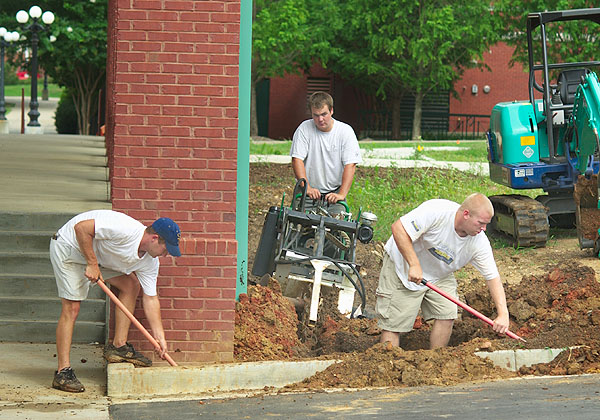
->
[0,134,112,344]
[0,213,107,343]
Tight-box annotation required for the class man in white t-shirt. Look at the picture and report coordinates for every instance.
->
[376,193,510,349]
[290,91,362,213]
[49,210,181,393]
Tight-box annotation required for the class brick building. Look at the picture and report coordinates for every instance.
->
[264,43,530,140]
[105,0,247,363]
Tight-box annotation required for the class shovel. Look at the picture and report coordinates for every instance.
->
[97,279,178,366]
[421,279,526,342]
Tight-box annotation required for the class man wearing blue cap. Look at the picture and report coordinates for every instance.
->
[48,210,181,392]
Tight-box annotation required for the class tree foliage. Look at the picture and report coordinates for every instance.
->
[328,0,498,139]
[0,0,107,135]
[493,0,600,72]
[250,0,339,135]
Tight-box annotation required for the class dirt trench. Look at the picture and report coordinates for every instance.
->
[240,163,600,389]
[235,261,600,389]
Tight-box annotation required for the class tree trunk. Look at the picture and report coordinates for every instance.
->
[411,91,424,140]
[391,92,403,139]
[250,78,258,137]
[72,66,104,135]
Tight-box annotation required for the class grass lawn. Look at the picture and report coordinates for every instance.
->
[250,139,489,162]
[3,83,63,98]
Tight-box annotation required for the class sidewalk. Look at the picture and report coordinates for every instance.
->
[2,96,58,135]
[0,343,110,420]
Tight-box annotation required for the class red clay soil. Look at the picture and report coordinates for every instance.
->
[574,174,600,240]
[235,261,600,388]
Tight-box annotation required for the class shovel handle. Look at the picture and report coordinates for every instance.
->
[97,279,178,366]
[422,279,525,342]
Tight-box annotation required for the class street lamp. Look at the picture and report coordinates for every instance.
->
[16,6,54,134]
[0,28,20,134]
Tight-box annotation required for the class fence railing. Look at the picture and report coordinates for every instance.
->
[360,111,490,140]
[448,114,490,139]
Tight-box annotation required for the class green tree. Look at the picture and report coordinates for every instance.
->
[251,0,338,136]
[493,0,600,74]
[0,0,106,135]
[329,0,498,140]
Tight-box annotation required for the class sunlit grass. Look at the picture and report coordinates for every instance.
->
[346,166,541,242]
[3,83,63,98]
[250,139,488,162]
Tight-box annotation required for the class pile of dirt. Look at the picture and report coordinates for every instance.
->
[235,260,600,388]
[461,261,600,350]
[234,278,310,361]
[296,286,381,356]
[573,174,600,240]
[287,339,514,390]
[243,163,600,389]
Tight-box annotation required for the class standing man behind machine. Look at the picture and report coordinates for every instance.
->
[376,193,510,349]
[290,91,362,212]
[49,210,181,393]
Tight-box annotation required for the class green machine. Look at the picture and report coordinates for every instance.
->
[486,8,600,248]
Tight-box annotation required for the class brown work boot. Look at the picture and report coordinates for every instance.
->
[103,342,152,367]
[52,367,85,393]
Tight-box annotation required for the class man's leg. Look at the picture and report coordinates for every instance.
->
[103,274,152,367]
[429,319,454,349]
[105,274,140,347]
[56,298,81,371]
[380,330,400,347]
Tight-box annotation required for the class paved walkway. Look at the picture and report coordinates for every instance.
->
[2,96,59,135]
[250,153,489,175]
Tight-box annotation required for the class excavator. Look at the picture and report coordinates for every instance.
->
[486,8,600,250]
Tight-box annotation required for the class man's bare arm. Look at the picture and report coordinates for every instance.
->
[74,219,102,282]
[325,163,356,203]
[391,219,422,283]
[142,294,167,358]
[291,157,320,199]
[486,276,510,333]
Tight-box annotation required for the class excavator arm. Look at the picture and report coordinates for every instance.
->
[572,72,600,251]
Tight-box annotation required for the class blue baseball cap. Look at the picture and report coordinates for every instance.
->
[152,218,182,257]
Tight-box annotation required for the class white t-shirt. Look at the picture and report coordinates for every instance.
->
[57,210,160,296]
[384,199,499,291]
[290,118,362,193]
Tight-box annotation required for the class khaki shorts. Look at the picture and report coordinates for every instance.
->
[50,236,124,301]
[375,253,458,333]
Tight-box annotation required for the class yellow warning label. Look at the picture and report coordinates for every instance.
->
[520,136,535,146]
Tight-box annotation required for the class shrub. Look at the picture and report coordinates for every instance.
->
[54,90,78,134]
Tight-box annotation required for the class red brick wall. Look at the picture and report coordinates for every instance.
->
[267,65,362,140]
[106,0,240,363]
[266,43,528,139]
[449,42,529,132]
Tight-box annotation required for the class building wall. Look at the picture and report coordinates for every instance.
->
[449,42,529,133]
[106,0,240,363]
[265,43,530,139]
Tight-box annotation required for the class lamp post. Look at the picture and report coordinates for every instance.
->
[0,28,20,134]
[16,6,54,134]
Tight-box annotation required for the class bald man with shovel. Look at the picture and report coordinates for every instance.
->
[376,193,510,349]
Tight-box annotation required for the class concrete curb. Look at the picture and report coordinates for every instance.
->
[475,347,567,371]
[107,347,574,399]
[107,359,339,399]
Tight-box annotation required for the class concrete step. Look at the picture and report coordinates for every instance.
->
[0,296,106,322]
[0,252,54,276]
[0,319,105,343]
[0,274,105,299]
[0,231,54,252]
[0,212,76,232]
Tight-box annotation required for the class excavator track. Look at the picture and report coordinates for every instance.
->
[488,195,549,248]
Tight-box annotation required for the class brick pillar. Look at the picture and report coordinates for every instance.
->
[106,0,240,363]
